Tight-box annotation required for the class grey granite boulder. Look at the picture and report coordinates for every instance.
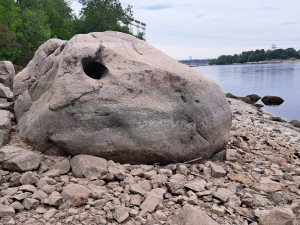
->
[0,61,15,90]
[0,146,43,172]
[13,31,231,164]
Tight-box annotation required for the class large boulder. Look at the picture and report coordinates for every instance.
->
[13,31,232,165]
[0,61,15,90]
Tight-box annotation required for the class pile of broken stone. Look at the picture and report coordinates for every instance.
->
[0,61,300,225]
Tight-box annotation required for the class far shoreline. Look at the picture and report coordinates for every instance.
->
[207,58,300,66]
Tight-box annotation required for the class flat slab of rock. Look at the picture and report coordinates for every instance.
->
[0,146,43,172]
[70,155,107,178]
[184,179,206,192]
[252,177,284,192]
[172,204,219,225]
[61,183,91,206]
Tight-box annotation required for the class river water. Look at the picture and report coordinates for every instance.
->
[193,62,300,121]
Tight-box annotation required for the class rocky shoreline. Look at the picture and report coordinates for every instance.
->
[0,97,299,224]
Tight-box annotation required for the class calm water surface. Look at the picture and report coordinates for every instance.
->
[194,63,300,121]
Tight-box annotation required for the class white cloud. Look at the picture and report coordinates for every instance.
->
[70,0,300,59]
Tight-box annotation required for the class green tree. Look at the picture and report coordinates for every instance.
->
[77,0,133,34]
[0,22,21,62]
[0,0,22,32]
[134,31,145,40]
[16,8,51,65]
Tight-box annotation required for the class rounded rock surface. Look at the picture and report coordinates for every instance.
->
[13,31,231,165]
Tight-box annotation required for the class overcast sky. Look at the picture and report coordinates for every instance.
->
[71,0,300,60]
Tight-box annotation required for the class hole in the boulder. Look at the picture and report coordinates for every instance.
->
[82,57,108,80]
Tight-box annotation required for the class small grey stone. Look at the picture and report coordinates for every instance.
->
[226,149,237,161]
[10,201,24,211]
[212,188,232,203]
[20,171,38,185]
[42,169,61,178]
[1,187,18,196]
[209,163,226,178]
[41,185,56,194]
[36,205,48,214]
[0,205,15,217]
[0,146,43,172]
[176,165,187,176]
[19,185,37,193]
[158,169,173,177]
[130,195,141,206]
[252,168,264,174]
[50,158,70,175]
[184,179,206,192]
[13,192,28,201]
[113,207,129,223]
[43,208,57,221]
[0,130,10,147]
[22,198,39,209]
[43,191,64,206]
[70,155,107,178]
[61,183,91,206]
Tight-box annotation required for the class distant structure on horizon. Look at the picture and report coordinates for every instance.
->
[272,44,277,51]
[179,58,214,67]
[129,17,146,40]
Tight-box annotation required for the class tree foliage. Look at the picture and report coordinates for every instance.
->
[209,48,300,65]
[0,0,137,67]
[77,0,132,33]
[0,22,21,62]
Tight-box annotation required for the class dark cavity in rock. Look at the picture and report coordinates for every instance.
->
[82,57,108,80]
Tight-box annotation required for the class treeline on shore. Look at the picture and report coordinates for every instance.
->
[209,48,300,65]
[0,0,137,68]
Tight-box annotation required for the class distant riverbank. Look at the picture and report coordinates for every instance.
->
[228,58,300,66]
